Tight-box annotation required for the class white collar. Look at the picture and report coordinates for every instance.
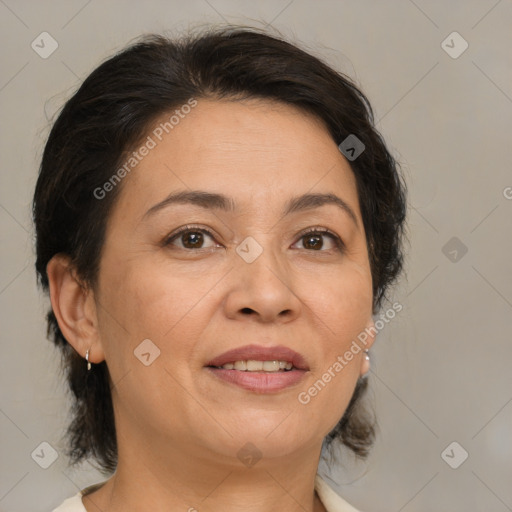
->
[52,474,362,512]
[314,474,362,512]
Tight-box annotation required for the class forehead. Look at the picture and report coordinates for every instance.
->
[117,98,360,219]
[159,97,336,165]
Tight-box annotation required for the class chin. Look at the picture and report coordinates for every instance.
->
[220,418,314,456]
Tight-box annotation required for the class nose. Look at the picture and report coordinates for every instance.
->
[223,241,302,324]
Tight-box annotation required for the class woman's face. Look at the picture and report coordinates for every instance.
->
[92,98,374,465]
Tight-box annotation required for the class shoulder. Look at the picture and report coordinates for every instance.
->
[314,474,363,512]
[51,493,86,512]
[51,482,106,512]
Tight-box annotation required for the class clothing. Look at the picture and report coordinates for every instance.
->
[51,474,361,512]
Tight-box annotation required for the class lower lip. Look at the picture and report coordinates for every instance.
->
[205,367,307,393]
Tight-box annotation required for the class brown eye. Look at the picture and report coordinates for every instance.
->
[303,233,324,250]
[181,231,204,249]
[165,227,217,250]
[292,228,344,252]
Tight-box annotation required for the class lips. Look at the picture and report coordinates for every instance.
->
[205,344,310,371]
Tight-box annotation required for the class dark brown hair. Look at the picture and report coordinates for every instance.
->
[33,25,407,475]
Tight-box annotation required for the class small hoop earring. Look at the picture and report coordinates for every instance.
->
[361,349,370,379]
[85,349,91,371]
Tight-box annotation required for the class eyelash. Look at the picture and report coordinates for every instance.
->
[163,225,345,252]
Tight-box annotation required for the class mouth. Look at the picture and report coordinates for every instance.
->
[204,344,309,393]
[208,359,296,371]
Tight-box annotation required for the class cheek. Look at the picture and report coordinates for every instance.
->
[295,261,371,428]
[97,255,219,372]
[95,259,210,430]
[305,258,373,343]
[100,251,196,331]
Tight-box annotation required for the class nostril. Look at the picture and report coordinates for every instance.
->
[241,307,254,315]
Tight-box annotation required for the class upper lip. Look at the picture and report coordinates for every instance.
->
[205,344,309,370]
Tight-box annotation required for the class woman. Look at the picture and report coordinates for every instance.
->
[33,25,407,512]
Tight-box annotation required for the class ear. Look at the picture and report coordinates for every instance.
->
[46,253,105,364]
[360,317,377,377]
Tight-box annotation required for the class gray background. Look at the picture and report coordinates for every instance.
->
[1,1,511,511]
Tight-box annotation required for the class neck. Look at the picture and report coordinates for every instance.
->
[82,431,326,512]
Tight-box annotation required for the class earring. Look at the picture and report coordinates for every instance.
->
[85,348,91,371]
[362,349,370,378]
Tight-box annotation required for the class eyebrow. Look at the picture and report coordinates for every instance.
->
[143,189,359,228]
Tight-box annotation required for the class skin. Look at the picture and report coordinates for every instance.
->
[47,98,376,512]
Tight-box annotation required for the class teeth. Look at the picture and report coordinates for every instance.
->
[262,361,279,371]
[233,361,247,371]
[247,360,263,371]
[220,360,294,372]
